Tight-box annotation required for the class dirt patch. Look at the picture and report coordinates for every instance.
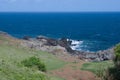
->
[49,56,100,80]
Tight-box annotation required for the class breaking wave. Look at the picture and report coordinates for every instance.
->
[68,39,112,52]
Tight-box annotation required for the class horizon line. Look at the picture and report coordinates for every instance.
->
[0,11,120,13]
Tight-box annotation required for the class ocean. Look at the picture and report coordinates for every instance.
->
[0,12,120,52]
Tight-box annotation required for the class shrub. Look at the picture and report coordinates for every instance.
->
[114,44,120,68]
[21,56,46,72]
[103,44,120,80]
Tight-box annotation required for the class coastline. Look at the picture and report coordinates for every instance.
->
[0,31,115,61]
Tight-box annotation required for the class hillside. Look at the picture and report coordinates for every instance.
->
[0,32,67,80]
[0,32,114,80]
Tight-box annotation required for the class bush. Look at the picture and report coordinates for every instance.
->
[103,44,120,80]
[114,44,120,68]
[21,56,46,72]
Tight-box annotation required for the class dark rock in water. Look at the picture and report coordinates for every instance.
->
[23,36,32,40]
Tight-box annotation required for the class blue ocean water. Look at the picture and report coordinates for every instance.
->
[0,12,120,52]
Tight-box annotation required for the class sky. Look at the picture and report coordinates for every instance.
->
[0,0,120,12]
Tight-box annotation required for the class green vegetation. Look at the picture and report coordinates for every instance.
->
[0,62,47,80]
[114,44,120,67]
[82,44,120,80]
[81,61,114,77]
[0,35,66,80]
[103,44,120,80]
[21,56,46,72]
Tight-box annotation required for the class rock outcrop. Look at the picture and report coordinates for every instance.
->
[76,48,114,61]
[21,36,68,56]
[21,35,115,61]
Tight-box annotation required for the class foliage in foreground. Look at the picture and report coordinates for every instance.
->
[103,44,120,80]
[21,56,46,72]
[114,44,120,68]
[0,60,47,80]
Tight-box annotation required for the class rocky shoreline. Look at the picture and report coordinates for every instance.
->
[0,31,115,61]
[22,35,115,62]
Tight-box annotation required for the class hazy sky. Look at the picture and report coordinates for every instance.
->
[0,0,120,12]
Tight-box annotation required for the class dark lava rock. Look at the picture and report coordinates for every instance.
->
[45,38,58,46]
[23,36,32,40]
[58,38,74,53]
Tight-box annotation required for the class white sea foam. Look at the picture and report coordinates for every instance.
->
[68,39,101,52]
[68,39,84,50]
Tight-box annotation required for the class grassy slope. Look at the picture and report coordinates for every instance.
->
[0,35,66,80]
[81,61,114,76]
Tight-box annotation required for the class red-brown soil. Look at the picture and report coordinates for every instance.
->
[49,56,100,80]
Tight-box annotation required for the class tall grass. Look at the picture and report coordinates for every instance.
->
[81,61,114,79]
[0,35,66,80]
